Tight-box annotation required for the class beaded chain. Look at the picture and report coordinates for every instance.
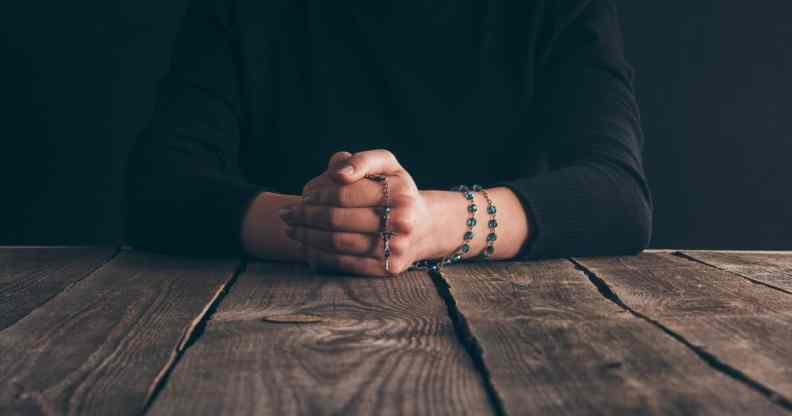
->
[477,188,498,259]
[365,174,392,273]
[409,184,498,272]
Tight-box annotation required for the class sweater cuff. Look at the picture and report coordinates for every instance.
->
[125,172,270,257]
[493,172,595,260]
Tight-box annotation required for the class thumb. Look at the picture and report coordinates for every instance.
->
[327,151,353,170]
[331,149,403,184]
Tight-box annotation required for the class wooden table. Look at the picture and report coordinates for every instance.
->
[2,247,791,415]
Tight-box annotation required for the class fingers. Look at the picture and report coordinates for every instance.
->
[300,244,412,277]
[328,151,352,169]
[304,247,393,277]
[281,205,382,233]
[286,227,407,260]
[330,149,404,184]
[282,204,413,234]
[302,180,414,210]
[303,179,383,207]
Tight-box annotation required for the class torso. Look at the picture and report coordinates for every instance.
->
[235,1,553,192]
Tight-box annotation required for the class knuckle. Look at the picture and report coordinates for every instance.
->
[306,207,320,225]
[290,204,304,222]
[302,205,317,224]
[331,233,352,251]
[391,210,415,234]
[331,151,349,160]
[336,187,353,206]
[327,209,342,227]
[379,148,396,160]
[392,193,416,208]
[387,256,409,275]
[388,237,408,256]
[302,177,324,195]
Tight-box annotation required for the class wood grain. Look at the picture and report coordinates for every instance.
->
[0,246,117,330]
[437,260,785,415]
[149,262,493,416]
[0,250,240,415]
[679,251,792,293]
[574,252,792,411]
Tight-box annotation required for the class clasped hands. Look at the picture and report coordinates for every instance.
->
[280,149,438,277]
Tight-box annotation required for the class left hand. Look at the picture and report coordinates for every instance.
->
[281,149,435,276]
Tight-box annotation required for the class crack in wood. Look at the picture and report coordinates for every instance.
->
[569,258,792,413]
[428,269,507,416]
[139,258,247,415]
[673,251,792,296]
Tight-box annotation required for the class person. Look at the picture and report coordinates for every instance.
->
[125,0,653,276]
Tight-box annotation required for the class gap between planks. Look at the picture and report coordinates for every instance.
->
[429,269,507,416]
[140,258,247,414]
[673,251,792,296]
[139,252,792,415]
[434,256,792,416]
[569,257,792,413]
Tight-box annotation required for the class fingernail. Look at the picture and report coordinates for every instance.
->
[278,206,293,220]
[338,165,355,176]
[303,193,317,204]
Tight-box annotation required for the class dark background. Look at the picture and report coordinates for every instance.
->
[1,1,790,249]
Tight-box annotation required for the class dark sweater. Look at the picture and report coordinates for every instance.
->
[125,0,653,259]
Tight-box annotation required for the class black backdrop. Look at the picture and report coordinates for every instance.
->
[2,1,791,249]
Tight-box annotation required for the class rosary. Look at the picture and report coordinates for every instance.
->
[365,175,499,275]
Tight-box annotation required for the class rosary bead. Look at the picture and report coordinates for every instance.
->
[468,204,478,213]
[488,219,498,228]
[487,233,497,242]
[487,206,497,214]
[461,243,470,253]
[464,191,474,200]
[464,231,474,240]
[467,218,477,227]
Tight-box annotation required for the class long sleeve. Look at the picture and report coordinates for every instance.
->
[499,0,653,259]
[124,0,265,256]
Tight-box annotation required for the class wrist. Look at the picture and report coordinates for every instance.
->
[419,186,530,263]
[419,190,471,260]
[241,192,305,261]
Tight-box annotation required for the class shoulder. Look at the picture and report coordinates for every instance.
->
[542,0,627,59]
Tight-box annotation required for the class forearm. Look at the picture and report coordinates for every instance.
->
[241,192,305,262]
[499,162,652,259]
[421,187,531,261]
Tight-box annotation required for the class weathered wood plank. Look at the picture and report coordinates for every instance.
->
[438,260,785,415]
[0,250,240,415]
[149,262,493,416]
[0,246,117,329]
[574,253,792,411]
[679,251,792,293]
